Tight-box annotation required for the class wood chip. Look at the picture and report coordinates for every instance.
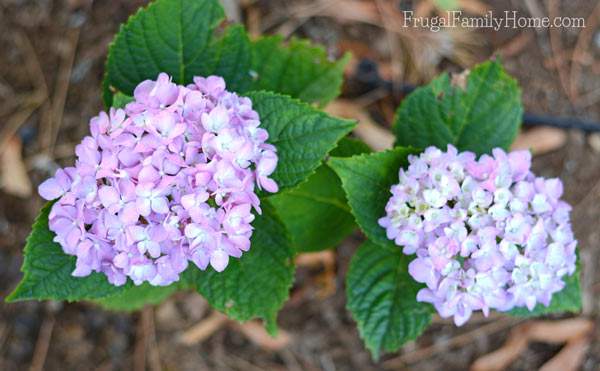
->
[451,69,470,89]
[220,0,242,23]
[1,136,33,197]
[588,133,600,153]
[296,251,337,298]
[325,99,395,151]
[295,251,336,268]
[511,127,567,155]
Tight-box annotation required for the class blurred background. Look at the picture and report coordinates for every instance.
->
[0,0,599,370]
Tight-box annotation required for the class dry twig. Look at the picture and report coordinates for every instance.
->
[134,307,162,371]
[29,315,55,371]
[178,311,228,345]
[47,28,80,154]
[0,92,45,156]
[496,32,534,58]
[14,32,49,99]
[546,0,577,105]
[539,334,591,371]
[179,311,293,352]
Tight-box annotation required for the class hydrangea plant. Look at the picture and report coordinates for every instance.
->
[7,0,357,333]
[6,0,581,359]
[329,61,581,357]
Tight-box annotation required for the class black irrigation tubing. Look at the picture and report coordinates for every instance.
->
[521,113,600,133]
[353,59,600,133]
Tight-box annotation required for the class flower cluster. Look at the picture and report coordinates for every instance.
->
[38,73,278,286]
[379,145,577,325]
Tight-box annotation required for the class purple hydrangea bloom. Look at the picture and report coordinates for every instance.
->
[379,145,577,326]
[38,73,278,286]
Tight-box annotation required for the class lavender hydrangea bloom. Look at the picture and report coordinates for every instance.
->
[379,145,577,326]
[38,73,278,286]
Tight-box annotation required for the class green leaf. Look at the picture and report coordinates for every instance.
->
[270,138,370,252]
[208,24,253,93]
[346,240,433,359]
[250,36,350,106]
[185,202,294,334]
[103,0,236,106]
[248,91,355,190]
[393,60,522,155]
[6,203,128,302]
[95,282,179,311]
[329,147,418,247]
[508,263,582,317]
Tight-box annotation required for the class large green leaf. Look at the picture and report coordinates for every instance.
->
[95,282,179,311]
[346,240,433,359]
[393,60,522,155]
[6,203,129,302]
[248,91,355,191]
[328,147,418,247]
[508,263,582,317]
[250,36,350,106]
[104,0,228,105]
[185,202,294,334]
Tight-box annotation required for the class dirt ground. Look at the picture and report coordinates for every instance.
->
[1,0,599,370]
